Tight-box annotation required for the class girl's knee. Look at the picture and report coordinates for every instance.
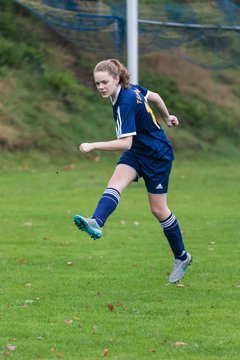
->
[151,205,171,221]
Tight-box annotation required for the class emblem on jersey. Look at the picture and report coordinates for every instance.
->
[156,183,163,190]
[134,89,142,104]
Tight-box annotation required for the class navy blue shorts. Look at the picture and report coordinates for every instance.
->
[117,150,173,194]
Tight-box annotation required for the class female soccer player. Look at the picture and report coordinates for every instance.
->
[74,59,191,283]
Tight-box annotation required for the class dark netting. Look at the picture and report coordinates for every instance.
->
[137,1,240,69]
[16,0,125,56]
[16,0,240,69]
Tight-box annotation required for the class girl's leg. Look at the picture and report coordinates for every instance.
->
[107,164,137,192]
[148,192,192,283]
[74,164,137,239]
[147,193,187,260]
[92,164,137,226]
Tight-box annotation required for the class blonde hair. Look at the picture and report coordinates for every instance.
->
[93,59,130,89]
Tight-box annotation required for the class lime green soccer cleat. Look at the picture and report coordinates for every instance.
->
[73,215,102,240]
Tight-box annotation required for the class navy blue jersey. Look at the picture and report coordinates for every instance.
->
[111,84,173,160]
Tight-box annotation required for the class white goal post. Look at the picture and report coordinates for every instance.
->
[127,0,138,84]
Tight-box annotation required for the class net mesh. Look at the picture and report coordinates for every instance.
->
[16,0,240,69]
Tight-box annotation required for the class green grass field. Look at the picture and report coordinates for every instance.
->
[0,153,240,359]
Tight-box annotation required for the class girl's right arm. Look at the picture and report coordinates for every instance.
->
[80,136,132,153]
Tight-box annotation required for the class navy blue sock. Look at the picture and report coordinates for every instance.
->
[92,187,120,227]
[160,213,187,260]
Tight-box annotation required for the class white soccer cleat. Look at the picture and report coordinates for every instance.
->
[169,252,192,283]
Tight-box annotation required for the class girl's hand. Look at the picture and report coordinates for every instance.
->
[79,143,94,153]
[165,115,179,127]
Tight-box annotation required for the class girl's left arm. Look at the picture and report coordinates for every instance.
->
[147,91,179,127]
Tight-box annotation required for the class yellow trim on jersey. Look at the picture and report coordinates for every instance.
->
[145,101,161,129]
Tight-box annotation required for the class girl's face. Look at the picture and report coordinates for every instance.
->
[94,71,119,98]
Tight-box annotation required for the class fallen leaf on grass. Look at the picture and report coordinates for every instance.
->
[6,303,13,308]
[19,259,28,265]
[6,344,16,351]
[56,353,64,358]
[102,348,110,357]
[149,349,156,352]
[107,304,114,311]
[208,247,215,251]
[173,341,187,347]
[63,163,76,170]
[177,284,185,288]
[159,338,168,345]
[131,263,139,267]
[61,241,71,246]
[24,299,34,304]
[50,348,64,357]
[36,336,44,341]
[23,222,32,227]
[92,324,97,331]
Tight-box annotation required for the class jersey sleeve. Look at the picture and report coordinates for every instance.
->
[115,103,136,139]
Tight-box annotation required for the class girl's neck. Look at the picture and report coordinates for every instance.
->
[111,85,121,105]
